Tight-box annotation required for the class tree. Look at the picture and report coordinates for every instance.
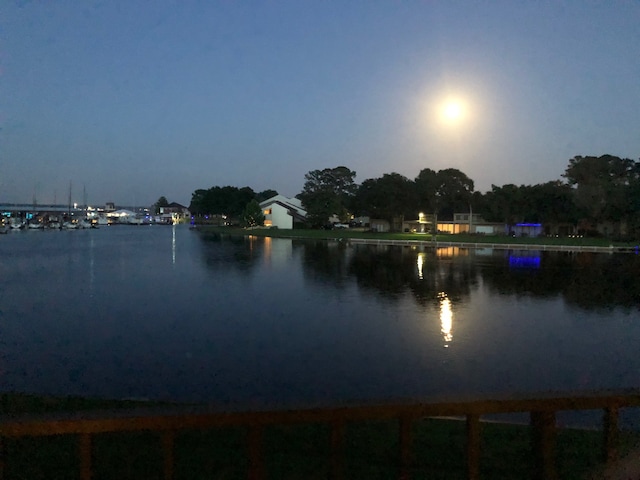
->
[298,166,357,227]
[255,189,278,202]
[242,200,265,227]
[154,196,169,214]
[482,184,524,224]
[414,168,440,216]
[434,168,474,220]
[353,173,416,231]
[189,186,256,218]
[414,168,474,232]
[563,155,639,235]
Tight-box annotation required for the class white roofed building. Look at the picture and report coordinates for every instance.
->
[259,195,307,229]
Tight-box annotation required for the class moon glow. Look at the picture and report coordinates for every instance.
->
[441,99,465,123]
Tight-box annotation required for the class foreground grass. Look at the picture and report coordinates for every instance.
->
[2,394,639,479]
[198,226,639,248]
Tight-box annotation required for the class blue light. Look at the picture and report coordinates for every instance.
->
[515,223,542,227]
[509,255,541,269]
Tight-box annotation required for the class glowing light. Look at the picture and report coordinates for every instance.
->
[172,225,176,265]
[444,102,462,119]
[417,253,425,279]
[440,98,466,124]
[438,292,453,346]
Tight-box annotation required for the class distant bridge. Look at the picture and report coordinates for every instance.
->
[0,203,86,215]
[0,204,146,216]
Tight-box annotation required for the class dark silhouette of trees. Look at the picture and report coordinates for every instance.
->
[433,168,475,220]
[189,186,256,218]
[242,200,264,227]
[255,189,278,202]
[413,168,474,233]
[483,182,579,230]
[414,168,440,223]
[563,155,640,236]
[483,184,522,224]
[153,196,169,214]
[298,166,357,227]
[353,173,417,231]
[188,152,640,238]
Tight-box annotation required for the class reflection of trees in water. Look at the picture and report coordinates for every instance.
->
[480,251,640,312]
[564,254,640,311]
[481,251,574,298]
[197,233,260,275]
[346,245,478,304]
[196,235,639,312]
[299,240,351,288]
[347,245,415,299]
[411,252,478,307]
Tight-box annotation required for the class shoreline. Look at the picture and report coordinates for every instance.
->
[196,226,640,253]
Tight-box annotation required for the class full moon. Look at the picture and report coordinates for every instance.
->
[444,102,462,119]
[441,99,465,123]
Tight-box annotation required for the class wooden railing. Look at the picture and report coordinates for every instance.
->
[1,389,640,479]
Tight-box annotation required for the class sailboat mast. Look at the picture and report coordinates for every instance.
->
[68,181,72,216]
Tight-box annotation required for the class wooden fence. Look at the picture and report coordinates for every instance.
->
[1,389,640,479]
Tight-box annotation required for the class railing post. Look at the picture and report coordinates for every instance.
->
[79,433,92,480]
[162,430,175,480]
[603,406,619,464]
[466,414,481,480]
[247,426,265,480]
[399,415,413,480]
[330,420,345,480]
[530,411,557,480]
[0,436,5,480]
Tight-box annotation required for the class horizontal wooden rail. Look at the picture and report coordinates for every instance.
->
[1,389,640,480]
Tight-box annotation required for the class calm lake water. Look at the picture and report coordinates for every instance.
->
[1,226,639,417]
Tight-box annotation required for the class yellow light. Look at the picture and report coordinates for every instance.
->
[444,102,461,119]
[438,292,453,345]
[440,98,466,124]
[417,253,425,279]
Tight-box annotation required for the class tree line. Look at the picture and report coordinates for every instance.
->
[189,154,640,238]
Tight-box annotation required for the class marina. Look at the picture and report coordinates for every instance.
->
[0,202,184,228]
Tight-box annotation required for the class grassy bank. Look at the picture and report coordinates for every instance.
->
[2,393,639,479]
[197,226,639,248]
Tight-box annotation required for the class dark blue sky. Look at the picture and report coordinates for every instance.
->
[3,1,639,207]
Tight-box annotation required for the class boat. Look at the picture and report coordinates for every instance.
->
[62,221,79,230]
[88,214,109,228]
[28,221,45,230]
[9,218,25,230]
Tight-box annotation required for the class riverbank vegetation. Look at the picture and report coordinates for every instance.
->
[2,393,639,479]
[189,155,640,240]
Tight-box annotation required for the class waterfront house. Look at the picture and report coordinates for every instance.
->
[158,202,190,224]
[259,195,307,229]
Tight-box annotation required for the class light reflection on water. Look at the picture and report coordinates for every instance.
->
[0,228,639,420]
[438,292,453,346]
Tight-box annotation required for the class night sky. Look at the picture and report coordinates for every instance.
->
[3,1,639,207]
